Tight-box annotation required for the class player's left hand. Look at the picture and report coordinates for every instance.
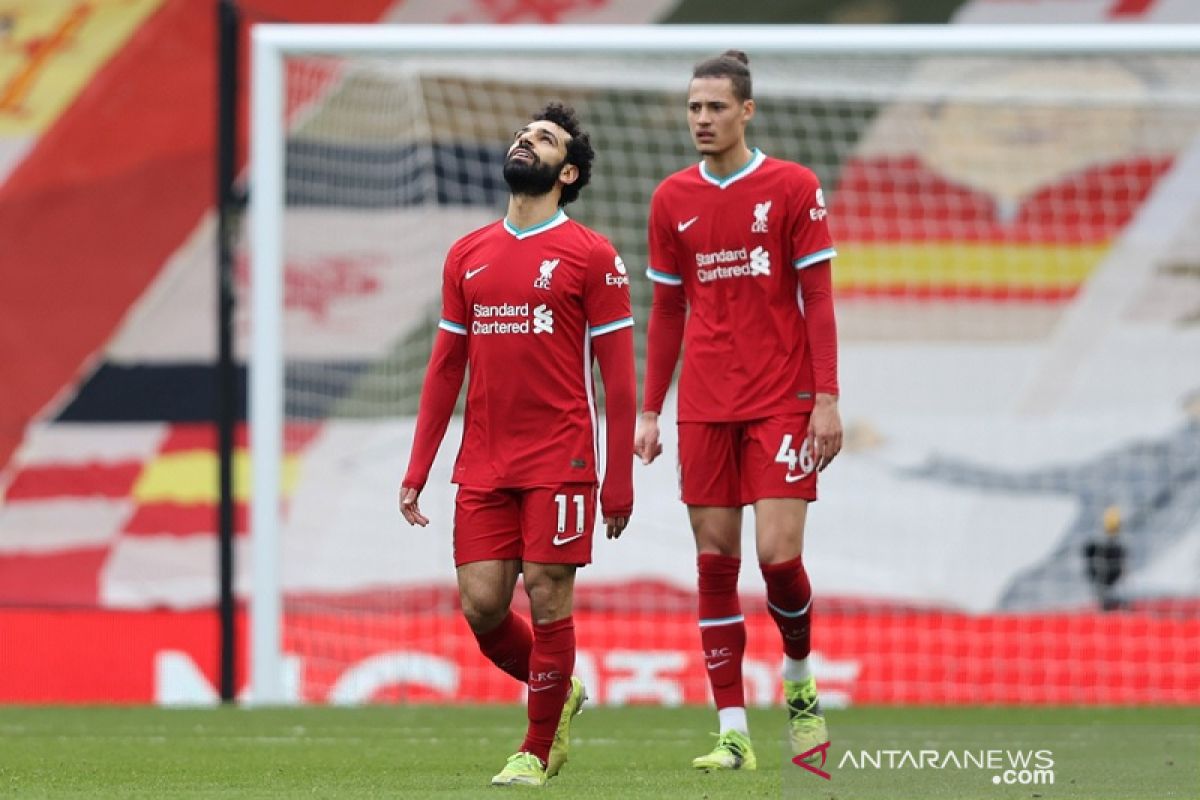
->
[808,393,843,472]
[399,485,429,527]
[604,515,629,539]
[634,412,664,465]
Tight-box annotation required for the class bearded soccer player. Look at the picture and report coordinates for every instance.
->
[400,103,636,787]
[634,51,842,771]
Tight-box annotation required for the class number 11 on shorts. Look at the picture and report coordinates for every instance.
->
[554,493,586,534]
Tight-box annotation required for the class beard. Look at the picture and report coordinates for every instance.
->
[503,150,564,198]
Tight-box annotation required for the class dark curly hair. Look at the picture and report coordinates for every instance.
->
[692,49,753,102]
[532,102,594,207]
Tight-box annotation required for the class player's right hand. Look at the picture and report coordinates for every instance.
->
[399,485,429,527]
[634,412,664,465]
[604,515,629,540]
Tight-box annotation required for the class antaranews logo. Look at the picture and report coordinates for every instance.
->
[792,746,1055,787]
[792,742,832,780]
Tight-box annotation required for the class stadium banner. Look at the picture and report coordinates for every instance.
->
[1,607,1195,705]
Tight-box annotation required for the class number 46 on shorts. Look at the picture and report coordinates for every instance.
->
[775,433,815,480]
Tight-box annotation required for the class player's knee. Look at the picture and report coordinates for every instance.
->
[523,572,572,623]
[459,588,508,633]
[523,577,556,612]
[694,527,740,558]
[697,540,740,559]
[756,534,803,566]
[690,512,741,555]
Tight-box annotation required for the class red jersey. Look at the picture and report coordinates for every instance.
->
[438,210,634,487]
[647,150,836,422]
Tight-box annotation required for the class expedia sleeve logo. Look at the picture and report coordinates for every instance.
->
[606,255,630,286]
[809,188,828,221]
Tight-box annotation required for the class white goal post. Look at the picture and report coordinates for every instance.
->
[249,25,1200,706]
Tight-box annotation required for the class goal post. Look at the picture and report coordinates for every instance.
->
[248,25,1200,706]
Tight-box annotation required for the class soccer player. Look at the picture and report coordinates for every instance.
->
[634,51,842,771]
[399,103,636,786]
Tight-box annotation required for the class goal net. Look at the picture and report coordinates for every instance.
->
[248,26,1200,705]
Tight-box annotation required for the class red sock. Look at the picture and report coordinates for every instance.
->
[697,553,745,710]
[472,610,533,683]
[520,616,575,764]
[760,555,813,660]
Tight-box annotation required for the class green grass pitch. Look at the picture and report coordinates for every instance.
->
[1,705,1196,799]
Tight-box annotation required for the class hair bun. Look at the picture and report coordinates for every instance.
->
[723,49,750,66]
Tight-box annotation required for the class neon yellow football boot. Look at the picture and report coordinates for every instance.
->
[546,676,587,779]
[785,676,829,763]
[691,729,758,771]
[490,751,547,786]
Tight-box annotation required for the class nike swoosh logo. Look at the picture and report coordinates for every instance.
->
[784,473,809,483]
[707,659,730,670]
[465,264,489,280]
[677,216,699,232]
[529,683,559,693]
[552,532,584,546]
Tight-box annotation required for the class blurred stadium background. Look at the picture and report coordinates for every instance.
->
[1,0,1198,729]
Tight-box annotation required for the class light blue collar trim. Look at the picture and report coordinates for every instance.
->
[503,209,569,240]
[699,148,766,189]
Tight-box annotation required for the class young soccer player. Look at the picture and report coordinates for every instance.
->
[634,51,842,771]
[400,102,636,786]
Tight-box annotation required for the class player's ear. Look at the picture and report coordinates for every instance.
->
[741,98,756,125]
[558,162,579,186]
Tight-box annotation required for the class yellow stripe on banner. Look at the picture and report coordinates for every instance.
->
[831,242,1109,297]
[132,451,301,504]
[0,0,164,136]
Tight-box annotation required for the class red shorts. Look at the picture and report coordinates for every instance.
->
[677,414,817,506]
[453,483,597,567]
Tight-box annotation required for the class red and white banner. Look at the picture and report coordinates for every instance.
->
[2,607,1196,705]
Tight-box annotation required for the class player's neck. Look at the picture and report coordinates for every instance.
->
[703,144,754,181]
[505,192,562,232]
